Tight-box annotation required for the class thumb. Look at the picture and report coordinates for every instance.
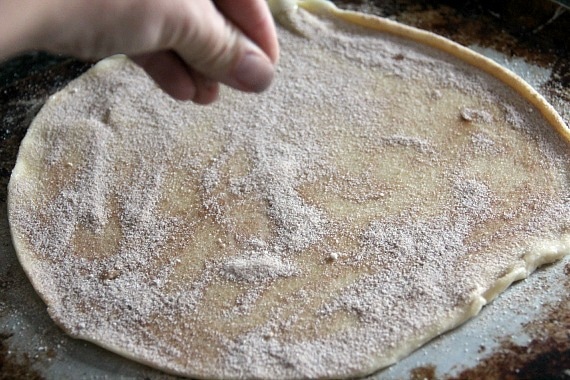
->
[174,1,276,93]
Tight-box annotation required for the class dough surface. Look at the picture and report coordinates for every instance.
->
[8,1,570,378]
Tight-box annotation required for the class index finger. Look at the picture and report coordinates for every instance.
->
[215,0,280,63]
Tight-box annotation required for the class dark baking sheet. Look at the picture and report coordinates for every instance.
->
[1,1,569,379]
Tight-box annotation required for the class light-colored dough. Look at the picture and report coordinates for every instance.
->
[8,1,570,378]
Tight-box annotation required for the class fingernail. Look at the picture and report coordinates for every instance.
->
[233,51,275,93]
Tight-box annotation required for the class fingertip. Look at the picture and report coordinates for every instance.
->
[269,42,280,66]
[192,75,220,105]
[230,49,275,93]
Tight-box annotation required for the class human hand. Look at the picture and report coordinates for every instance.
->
[0,0,279,104]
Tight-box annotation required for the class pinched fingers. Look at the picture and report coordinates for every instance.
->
[171,0,277,94]
[7,0,279,103]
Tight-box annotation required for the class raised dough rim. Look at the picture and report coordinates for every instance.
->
[6,2,570,379]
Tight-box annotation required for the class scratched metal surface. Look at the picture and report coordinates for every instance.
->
[1,1,569,379]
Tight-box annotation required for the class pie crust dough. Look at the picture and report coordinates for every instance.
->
[8,0,570,378]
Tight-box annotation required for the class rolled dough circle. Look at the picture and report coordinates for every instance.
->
[8,1,570,378]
